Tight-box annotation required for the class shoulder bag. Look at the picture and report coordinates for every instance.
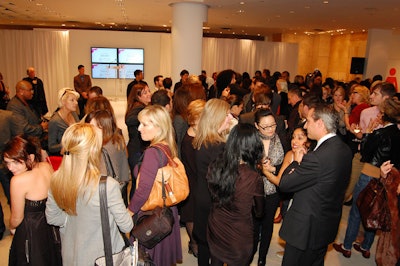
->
[356,177,391,231]
[131,151,175,249]
[94,176,138,266]
[137,144,189,211]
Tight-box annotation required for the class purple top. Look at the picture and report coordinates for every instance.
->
[128,145,168,213]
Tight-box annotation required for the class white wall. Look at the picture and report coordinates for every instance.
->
[69,30,166,98]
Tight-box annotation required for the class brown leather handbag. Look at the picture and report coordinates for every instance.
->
[137,145,189,211]
[356,177,391,231]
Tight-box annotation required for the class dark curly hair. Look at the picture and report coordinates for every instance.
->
[207,124,264,207]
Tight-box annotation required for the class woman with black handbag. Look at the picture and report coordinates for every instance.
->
[128,105,182,266]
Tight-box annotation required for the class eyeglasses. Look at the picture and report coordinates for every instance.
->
[258,123,277,131]
[22,88,34,92]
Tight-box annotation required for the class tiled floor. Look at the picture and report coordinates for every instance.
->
[0,184,377,266]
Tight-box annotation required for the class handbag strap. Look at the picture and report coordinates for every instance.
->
[153,146,167,207]
[99,176,114,266]
[102,148,116,178]
[153,144,177,167]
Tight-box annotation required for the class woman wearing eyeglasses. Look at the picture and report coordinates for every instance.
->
[252,108,285,266]
[48,87,80,155]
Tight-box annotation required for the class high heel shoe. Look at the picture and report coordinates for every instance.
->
[188,241,198,258]
[274,213,282,223]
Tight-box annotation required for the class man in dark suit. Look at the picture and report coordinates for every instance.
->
[23,67,48,117]
[265,103,352,265]
[126,69,147,99]
[7,80,46,139]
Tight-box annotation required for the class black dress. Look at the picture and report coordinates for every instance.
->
[9,199,62,266]
[193,142,225,266]
[179,133,196,223]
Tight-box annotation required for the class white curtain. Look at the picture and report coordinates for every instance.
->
[159,35,298,79]
[0,29,70,114]
[1,30,297,112]
[202,37,298,77]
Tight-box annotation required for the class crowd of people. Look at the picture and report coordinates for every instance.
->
[0,65,399,266]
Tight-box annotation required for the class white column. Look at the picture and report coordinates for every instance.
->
[170,2,208,86]
[365,29,391,79]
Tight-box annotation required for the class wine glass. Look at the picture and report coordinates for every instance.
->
[353,124,361,134]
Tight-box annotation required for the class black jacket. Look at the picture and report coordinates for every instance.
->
[361,124,400,168]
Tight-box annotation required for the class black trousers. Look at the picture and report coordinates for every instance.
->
[252,192,280,264]
[282,243,327,266]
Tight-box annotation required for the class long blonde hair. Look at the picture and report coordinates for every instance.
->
[138,105,177,157]
[50,123,102,215]
[192,98,230,149]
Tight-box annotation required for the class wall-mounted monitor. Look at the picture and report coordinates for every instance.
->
[92,64,118,79]
[119,64,144,79]
[91,48,118,63]
[91,47,144,79]
[118,48,144,64]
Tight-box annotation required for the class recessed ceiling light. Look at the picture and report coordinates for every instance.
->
[323,1,329,4]
[305,6,310,9]
[240,2,245,4]
[36,3,43,6]
[289,11,295,14]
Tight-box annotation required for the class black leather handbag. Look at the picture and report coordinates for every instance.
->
[131,167,174,249]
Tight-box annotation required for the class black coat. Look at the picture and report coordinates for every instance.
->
[279,136,352,250]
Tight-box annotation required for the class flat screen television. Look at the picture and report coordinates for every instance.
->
[118,48,144,64]
[119,64,144,79]
[91,64,118,79]
[91,47,144,79]
[91,48,118,63]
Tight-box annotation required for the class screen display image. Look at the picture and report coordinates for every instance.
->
[118,48,144,64]
[92,64,118,79]
[118,64,144,79]
[91,48,118,63]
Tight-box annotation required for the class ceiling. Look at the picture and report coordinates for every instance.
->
[0,0,399,39]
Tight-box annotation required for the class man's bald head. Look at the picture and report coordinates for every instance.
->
[16,80,32,93]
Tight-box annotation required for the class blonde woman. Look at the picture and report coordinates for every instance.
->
[192,98,231,266]
[128,105,182,266]
[48,87,79,155]
[46,123,133,266]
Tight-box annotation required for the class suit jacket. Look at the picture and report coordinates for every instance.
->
[279,135,352,250]
[73,74,92,95]
[0,110,20,151]
[7,96,42,138]
[23,77,48,116]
